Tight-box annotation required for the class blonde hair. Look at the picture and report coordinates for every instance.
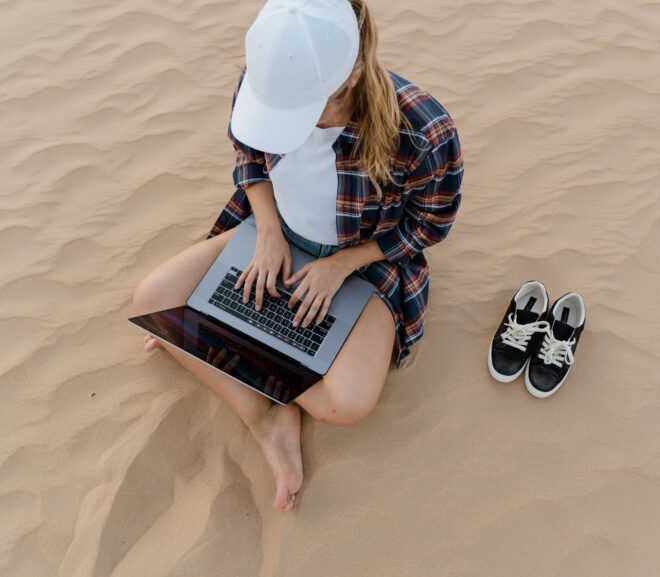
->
[341,0,416,198]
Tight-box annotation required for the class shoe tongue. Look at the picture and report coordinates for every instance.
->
[552,320,574,340]
[514,308,540,324]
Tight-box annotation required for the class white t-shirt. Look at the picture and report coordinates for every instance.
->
[269,124,345,246]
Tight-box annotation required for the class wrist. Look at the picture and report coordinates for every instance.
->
[331,240,386,272]
[330,248,360,276]
[255,215,282,236]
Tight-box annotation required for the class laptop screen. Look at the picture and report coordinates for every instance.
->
[128,305,321,405]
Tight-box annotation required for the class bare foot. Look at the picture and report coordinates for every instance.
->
[144,334,162,352]
[250,403,303,512]
[143,332,302,509]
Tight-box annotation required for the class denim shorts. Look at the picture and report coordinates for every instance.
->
[245,212,341,258]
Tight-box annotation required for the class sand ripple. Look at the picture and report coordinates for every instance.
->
[1,0,659,575]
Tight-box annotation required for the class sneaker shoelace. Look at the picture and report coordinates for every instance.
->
[538,332,576,367]
[500,313,550,352]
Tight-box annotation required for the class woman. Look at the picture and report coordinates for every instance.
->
[132,0,463,512]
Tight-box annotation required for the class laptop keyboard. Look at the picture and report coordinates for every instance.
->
[208,267,335,356]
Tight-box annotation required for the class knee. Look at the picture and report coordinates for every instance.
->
[132,273,162,316]
[314,377,382,427]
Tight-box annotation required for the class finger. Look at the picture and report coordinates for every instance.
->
[284,263,310,286]
[287,280,308,310]
[243,266,258,304]
[235,263,252,290]
[224,353,241,373]
[266,269,280,298]
[316,297,331,325]
[211,347,228,367]
[293,291,316,326]
[301,294,324,328]
[273,379,283,399]
[282,253,292,284]
[206,345,214,363]
[285,265,307,286]
[264,375,276,395]
[255,269,267,310]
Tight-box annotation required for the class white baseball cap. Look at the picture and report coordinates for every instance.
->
[230,0,360,154]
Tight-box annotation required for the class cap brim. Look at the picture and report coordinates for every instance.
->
[230,68,327,155]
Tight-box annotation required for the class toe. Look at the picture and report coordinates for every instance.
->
[144,335,162,352]
[284,494,296,511]
[273,480,290,510]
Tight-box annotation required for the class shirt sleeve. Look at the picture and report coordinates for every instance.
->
[227,66,271,191]
[375,124,464,265]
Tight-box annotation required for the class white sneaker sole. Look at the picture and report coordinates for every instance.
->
[488,342,528,383]
[524,361,570,398]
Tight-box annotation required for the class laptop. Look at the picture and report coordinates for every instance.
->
[128,217,376,405]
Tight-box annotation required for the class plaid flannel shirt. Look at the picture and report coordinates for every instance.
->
[207,66,464,367]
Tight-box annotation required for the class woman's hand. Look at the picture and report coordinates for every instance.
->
[283,254,353,328]
[235,225,292,311]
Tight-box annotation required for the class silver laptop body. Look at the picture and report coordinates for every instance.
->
[186,217,376,375]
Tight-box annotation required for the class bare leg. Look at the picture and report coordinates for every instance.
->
[144,293,396,427]
[292,295,396,426]
[133,230,302,511]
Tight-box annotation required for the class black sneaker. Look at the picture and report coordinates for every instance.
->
[488,281,551,383]
[525,292,586,398]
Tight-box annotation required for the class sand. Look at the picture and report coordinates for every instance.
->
[1,0,660,575]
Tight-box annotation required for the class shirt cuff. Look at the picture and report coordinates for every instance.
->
[232,159,271,191]
[375,226,414,264]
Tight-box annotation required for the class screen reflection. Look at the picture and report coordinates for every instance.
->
[128,305,321,404]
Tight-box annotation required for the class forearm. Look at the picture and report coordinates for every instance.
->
[331,239,386,273]
[244,181,280,233]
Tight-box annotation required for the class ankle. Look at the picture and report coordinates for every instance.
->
[245,402,277,436]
